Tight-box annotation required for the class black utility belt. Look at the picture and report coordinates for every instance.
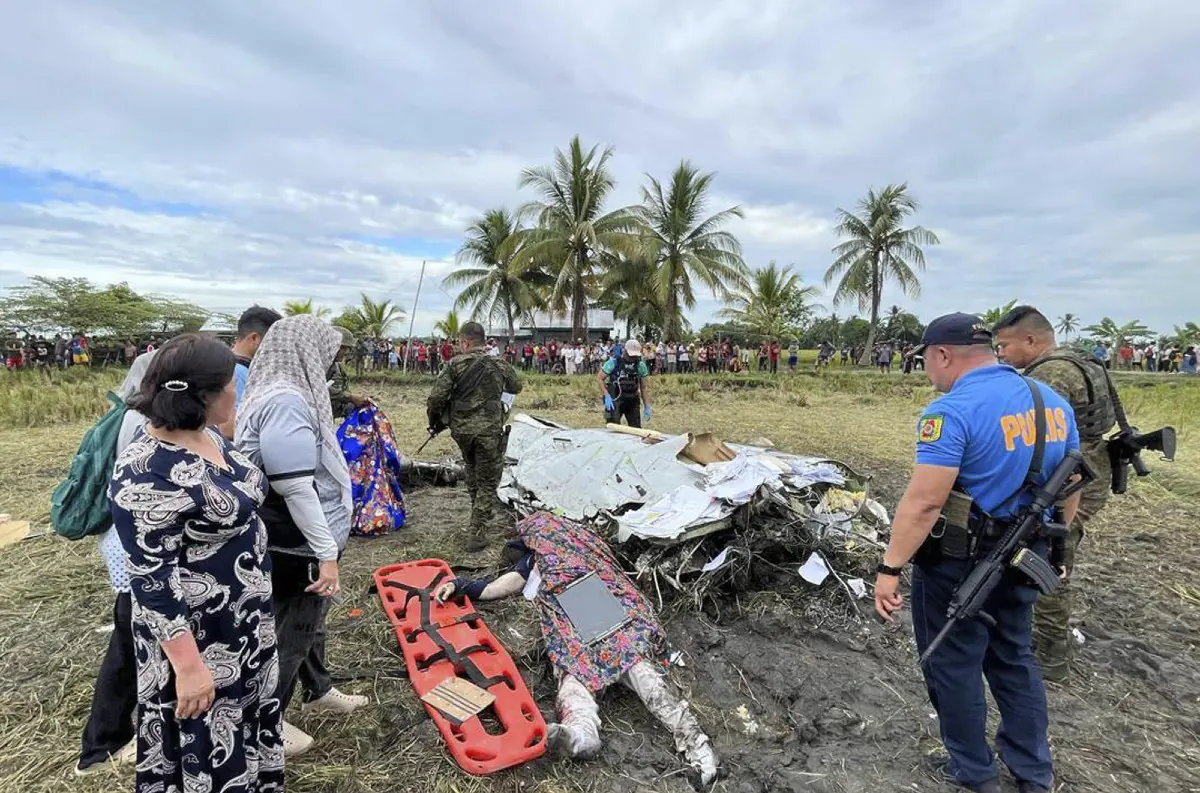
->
[918,491,1009,563]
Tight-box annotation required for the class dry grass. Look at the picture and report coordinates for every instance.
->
[0,371,1197,792]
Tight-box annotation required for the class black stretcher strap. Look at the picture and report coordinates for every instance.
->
[382,574,508,690]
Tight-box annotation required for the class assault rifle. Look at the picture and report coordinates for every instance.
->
[917,449,1094,667]
[1108,426,1176,494]
[414,427,441,455]
[1099,366,1175,494]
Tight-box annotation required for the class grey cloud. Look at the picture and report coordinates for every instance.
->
[0,0,1197,333]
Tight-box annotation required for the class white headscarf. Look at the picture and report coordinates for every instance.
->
[118,350,157,400]
[235,316,351,495]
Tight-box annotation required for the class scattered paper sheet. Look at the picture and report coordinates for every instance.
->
[702,547,730,573]
[522,564,542,600]
[798,552,830,585]
[617,485,728,541]
[847,578,868,599]
[501,392,516,410]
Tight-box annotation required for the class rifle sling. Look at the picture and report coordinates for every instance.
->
[435,354,496,427]
[1096,361,1132,433]
[985,376,1048,520]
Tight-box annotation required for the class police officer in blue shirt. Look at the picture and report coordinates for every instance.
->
[873,313,1082,793]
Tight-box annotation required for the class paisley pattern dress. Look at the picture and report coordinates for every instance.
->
[110,430,284,793]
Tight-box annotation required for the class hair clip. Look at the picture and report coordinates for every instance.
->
[163,380,189,392]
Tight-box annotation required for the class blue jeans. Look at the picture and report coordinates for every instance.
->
[912,559,1053,789]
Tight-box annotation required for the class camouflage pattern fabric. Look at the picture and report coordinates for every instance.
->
[426,349,521,436]
[455,432,506,536]
[1024,346,1115,680]
[427,348,521,538]
[327,361,354,418]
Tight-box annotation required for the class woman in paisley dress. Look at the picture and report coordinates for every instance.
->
[109,334,284,793]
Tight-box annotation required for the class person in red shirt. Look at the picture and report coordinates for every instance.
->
[1118,344,1133,370]
[522,342,534,370]
[768,341,780,374]
[537,343,549,374]
[548,339,559,364]
[417,341,429,373]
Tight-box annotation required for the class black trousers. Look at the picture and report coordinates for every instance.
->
[272,552,333,711]
[611,396,641,428]
[79,592,137,769]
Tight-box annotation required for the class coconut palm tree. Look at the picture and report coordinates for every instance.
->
[515,135,642,339]
[334,294,404,339]
[631,161,747,338]
[597,257,670,341]
[283,298,330,319]
[718,262,819,341]
[825,183,939,363]
[883,305,924,344]
[433,310,461,339]
[1056,312,1080,339]
[443,208,548,343]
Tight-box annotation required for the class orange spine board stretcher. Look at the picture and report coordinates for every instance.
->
[374,559,547,774]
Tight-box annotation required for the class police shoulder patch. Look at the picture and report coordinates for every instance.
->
[918,414,944,443]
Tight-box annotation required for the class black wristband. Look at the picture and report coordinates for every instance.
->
[876,562,904,577]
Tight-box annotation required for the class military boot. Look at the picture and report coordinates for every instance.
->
[465,527,488,553]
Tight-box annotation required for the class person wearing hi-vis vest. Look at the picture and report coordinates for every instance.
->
[597,339,652,428]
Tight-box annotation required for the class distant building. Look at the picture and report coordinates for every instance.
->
[487,307,616,343]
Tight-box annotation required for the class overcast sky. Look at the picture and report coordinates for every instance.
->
[1,1,1197,336]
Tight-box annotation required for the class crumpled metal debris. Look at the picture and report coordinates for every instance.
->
[495,414,890,610]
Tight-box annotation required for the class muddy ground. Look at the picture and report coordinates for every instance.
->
[353,464,1200,793]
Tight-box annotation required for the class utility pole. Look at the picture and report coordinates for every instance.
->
[402,260,426,374]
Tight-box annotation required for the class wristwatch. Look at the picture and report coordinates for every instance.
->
[875,562,904,577]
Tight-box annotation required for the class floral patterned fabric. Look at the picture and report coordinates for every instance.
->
[518,511,664,693]
[337,403,406,537]
[109,430,283,793]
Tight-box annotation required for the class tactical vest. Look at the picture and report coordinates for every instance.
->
[608,358,642,399]
[1026,352,1116,440]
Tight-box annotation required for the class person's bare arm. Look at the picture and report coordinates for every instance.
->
[434,571,527,603]
[882,464,958,569]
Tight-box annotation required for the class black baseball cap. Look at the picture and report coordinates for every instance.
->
[914,313,993,355]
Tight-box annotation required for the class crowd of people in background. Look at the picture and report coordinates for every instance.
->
[7,329,1200,378]
[1091,340,1199,374]
[4,333,163,370]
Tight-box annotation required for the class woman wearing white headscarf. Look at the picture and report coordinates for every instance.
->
[76,351,156,775]
[235,315,366,756]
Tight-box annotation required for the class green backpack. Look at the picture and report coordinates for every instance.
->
[51,392,127,540]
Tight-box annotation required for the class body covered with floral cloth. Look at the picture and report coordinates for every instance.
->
[338,403,406,537]
[433,511,718,784]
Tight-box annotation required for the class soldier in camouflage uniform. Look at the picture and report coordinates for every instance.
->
[427,321,521,552]
[994,306,1117,682]
[329,326,368,418]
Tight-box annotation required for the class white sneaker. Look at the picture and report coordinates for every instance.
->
[115,739,136,765]
[74,739,136,776]
[300,687,369,716]
[282,721,314,758]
